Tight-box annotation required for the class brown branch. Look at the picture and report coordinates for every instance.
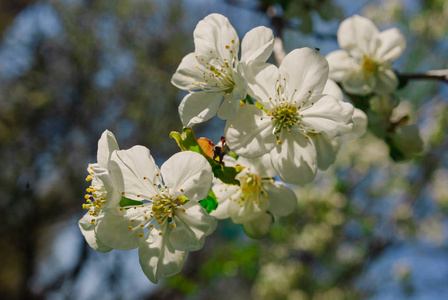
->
[398,69,448,83]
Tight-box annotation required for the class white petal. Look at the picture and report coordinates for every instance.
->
[375,28,406,63]
[326,50,356,82]
[241,61,278,107]
[374,69,398,95]
[217,92,242,120]
[270,131,317,185]
[228,188,270,224]
[237,154,277,178]
[78,212,113,253]
[242,212,273,239]
[301,95,354,139]
[171,53,209,91]
[95,208,143,250]
[241,26,274,62]
[138,223,188,284]
[178,92,223,127]
[322,79,343,101]
[339,108,368,142]
[109,146,161,200]
[279,48,328,105]
[193,14,239,62]
[311,134,340,171]
[341,69,375,95]
[338,15,379,56]
[170,201,217,251]
[264,181,297,216]
[161,151,212,201]
[212,183,239,219]
[97,130,119,168]
[225,105,276,158]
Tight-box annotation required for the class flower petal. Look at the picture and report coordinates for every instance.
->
[279,48,329,105]
[217,92,242,120]
[322,79,343,101]
[171,53,209,91]
[301,95,354,139]
[170,201,217,251]
[338,15,379,56]
[212,183,239,219]
[341,69,375,95]
[109,146,161,200]
[241,26,274,62]
[225,105,276,158]
[138,223,188,284]
[178,92,223,127]
[242,212,273,239]
[264,181,297,216]
[237,154,277,178]
[311,134,340,171]
[95,207,143,250]
[97,130,119,168]
[78,212,113,253]
[241,60,278,107]
[228,189,270,224]
[339,108,368,142]
[374,69,398,95]
[161,151,212,201]
[271,131,317,185]
[326,50,357,82]
[194,14,239,62]
[375,28,406,63]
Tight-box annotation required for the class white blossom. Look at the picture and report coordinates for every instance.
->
[212,154,297,238]
[225,48,354,185]
[172,13,274,127]
[326,14,406,95]
[98,148,217,283]
[78,130,122,253]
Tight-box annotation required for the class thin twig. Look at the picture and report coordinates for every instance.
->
[398,70,448,83]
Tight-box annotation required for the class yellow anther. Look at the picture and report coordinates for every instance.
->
[90,219,95,224]
[139,233,144,237]
[159,232,163,236]
[128,226,133,230]
[130,219,135,223]
[120,207,124,211]
[84,194,90,199]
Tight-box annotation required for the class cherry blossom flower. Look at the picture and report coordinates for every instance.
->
[98,148,217,283]
[225,48,354,185]
[78,130,122,253]
[172,13,274,127]
[212,154,297,238]
[326,15,406,95]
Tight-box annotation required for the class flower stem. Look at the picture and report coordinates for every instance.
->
[245,94,255,105]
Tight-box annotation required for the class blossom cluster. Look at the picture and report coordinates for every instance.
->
[79,13,409,283]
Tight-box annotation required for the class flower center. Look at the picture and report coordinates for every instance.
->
[207,63,235,93]
[190,43,238,94]
[269,103,300,135]
[125,192,189,238]
[362,56,379,76]
[238,174,267,207]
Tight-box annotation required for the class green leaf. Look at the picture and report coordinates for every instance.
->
[119,196,143,208]
[170,127,244,185]
[200,189,218,214]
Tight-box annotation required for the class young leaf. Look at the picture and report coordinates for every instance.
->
[199,189,218,213]
[170,127,244,185]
